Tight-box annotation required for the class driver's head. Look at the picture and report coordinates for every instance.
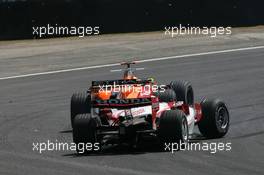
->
[147,77,156,84]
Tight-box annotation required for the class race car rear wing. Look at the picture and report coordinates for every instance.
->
[92,79,151,87]
[92,98,152,109]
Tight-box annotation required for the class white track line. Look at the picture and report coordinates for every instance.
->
[0,45,264,81]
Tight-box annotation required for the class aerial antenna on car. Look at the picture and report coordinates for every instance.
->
[110,61,144,79]
[110,61,144,72]
[121,61,136,68]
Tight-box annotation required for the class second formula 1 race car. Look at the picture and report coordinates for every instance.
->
[70,62,230,153]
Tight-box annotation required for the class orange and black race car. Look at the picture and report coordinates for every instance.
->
[70,62,230,153]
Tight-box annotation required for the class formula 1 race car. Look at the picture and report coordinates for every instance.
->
[71,62,230,153]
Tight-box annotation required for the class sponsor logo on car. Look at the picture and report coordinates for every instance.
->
[94,98,151,105]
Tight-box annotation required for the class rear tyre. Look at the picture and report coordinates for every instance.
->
[170,80,194,105]
[71,92,91,127]
[73,113,100,154]
[158,89,176,102]
[198,98,229,138]
[158,110,189,150]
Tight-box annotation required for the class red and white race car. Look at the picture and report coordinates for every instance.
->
[71,62,230,153]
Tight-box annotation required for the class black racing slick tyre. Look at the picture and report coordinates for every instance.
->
[158,110,189,146]
[170,80,194,106]
[158,89,176,102]
[72,113,100,154]
[71,92,91,128]
[198,98,230,138]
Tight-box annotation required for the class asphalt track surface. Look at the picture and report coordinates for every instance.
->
[0,48,264,175]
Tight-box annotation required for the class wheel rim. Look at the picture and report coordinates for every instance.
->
[182,118,188,142]
[216,106,229,129]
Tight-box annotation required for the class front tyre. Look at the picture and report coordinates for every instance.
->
[170,80,194,106]
[198,98,230,138]
[157,89,176,102]
[71,92,91,128]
